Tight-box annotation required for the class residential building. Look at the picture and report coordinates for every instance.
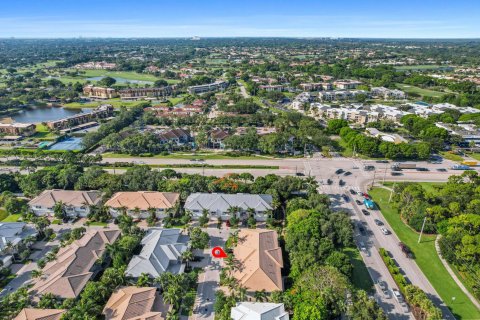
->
[14,309,66,320]
[371,87,406,100]
[103,286,169,320]
[28,190,103,217]
[125,228,189,278]
[436,122,480,146]
[119,86,175,100]
[231,229,283,292]
[187,81,228,94]
[333,79,362,89]
[0,123,36,137]
[147,105,203,118]
[258,85,287,92]
[184,193,273,221]
[105,191,180,218]
[299,83,324,91]
[156,128,191,146]
[46,104,113,130]
[0,222,38,267]
[29,230,120,299]
[208,128,230,149]
[231,302,289,320]
[83,85,118,99]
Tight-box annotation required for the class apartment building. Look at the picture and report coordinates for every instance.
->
[83,85,118,99]
[46,104,113,130]
[333,79,362,89]
[0,123,36,137]
[187,81,228,94]
[119,86,175,100]
[371,87,406,100]
[319,90,368,101]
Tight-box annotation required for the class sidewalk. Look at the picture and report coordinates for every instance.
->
[435,235,480,311]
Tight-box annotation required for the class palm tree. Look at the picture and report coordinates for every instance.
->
[237,286,247,301]
[166,310,179,320]
[136,272,150,287]
[31,269,43,278]
[181,249,194,269]
[254,289,267,302]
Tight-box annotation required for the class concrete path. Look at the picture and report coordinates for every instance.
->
[435,235,480,311]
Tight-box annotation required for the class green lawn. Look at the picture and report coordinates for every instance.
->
[370,188,480,320]
[396,83,446,98]
[86,221,108,227]
[394,65,448,71]
[440,151,464,162]
[0,208,8,221]
[2,214,21,222]
[466,153,480,161]
[344,247,374,293]
[64,98,149,109]
[382,181,444,194]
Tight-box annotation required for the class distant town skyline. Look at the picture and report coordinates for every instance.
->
[1,0,480,38]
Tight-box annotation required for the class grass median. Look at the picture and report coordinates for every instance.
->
[370,188,480,319]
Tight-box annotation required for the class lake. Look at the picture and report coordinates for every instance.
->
[86,76,153,85]
[11,106,93,123]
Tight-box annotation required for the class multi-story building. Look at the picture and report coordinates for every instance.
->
[208,128,230,149]
[74,61,117,70]
[28,190,103,217]
[258,84,287,92]
[184,193,273,221]
[46,104,113,130]
[187,81,228,94]
[0,123,36,137]
[119,86,175,100]
[83,85,118,99]
[333,79,362,90]
[231,303,289,320]
[105,191,180,218]
[371,87,406,100]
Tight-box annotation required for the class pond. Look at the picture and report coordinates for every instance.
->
[11,106,93,123]
[86,76,153,85]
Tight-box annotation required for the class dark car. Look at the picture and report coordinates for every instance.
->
[361,209,370,215]
[355,199,362,205]
[374,219,384,226]
[437,168,447,172]
[349,189,357,195]
[342,194,349,202]
[327,179,333,185]
[376,160,389,163]
[362,192,371,199]
[391,172,403,176]
[339,179,345,186]
[358,224,366,235]
[344,171,352,176]
[416,167,429,171]
[296,172,305,176]
[335,169,345,175]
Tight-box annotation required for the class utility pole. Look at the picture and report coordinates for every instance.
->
[371,170,376,188]
[383,162,388,183]
[418,216,427,243]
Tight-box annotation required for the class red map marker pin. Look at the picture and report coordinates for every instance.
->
[211,246,227,259]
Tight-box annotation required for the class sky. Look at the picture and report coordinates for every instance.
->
[1,0,479,39]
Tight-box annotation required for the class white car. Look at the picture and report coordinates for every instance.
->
[392,288,404,303]
[380,227,390,235]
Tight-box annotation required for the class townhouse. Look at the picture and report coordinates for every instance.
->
[28,190,103,217]
[125,228,189,278]
[208,128,230,149]
[184,193,273,221]
[0,222,38,267]
[105,191,180,219]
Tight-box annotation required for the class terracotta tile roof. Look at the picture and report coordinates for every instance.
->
[28,190,103,208]
[105,192,180,211]
[14,308,65,320]
[29,230,120,299]
[232,229,283,292]
[210,128,229,140]
[103,286,169,320]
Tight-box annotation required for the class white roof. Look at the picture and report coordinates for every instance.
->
[231,302,289,320]
[184,193,273,212]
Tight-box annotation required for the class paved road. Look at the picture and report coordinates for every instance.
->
[308,157,456,320]
[190,225,231,320]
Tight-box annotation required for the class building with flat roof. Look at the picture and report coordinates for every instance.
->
[119,86,175,100]
[231,302,289,320]
[187,81,228,94]
[83,85,118,99]
[0,123,35,137]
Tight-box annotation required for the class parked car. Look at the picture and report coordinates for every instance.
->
[339,179,345,186]
[380,227,390,235]
[327,179,333,185]
[335,169,344,174]
[399,242,413,258]
[342,194,349,202]
[358,225,366,236]
[296,172,305,176]
[359,241,370,256]
[344,171,352,176]
[374,219,384,226]
[349,189,357,195]
[361,209,370,215]
[377,281,390,298]
[355,199,362,205]
[391,172,403,176]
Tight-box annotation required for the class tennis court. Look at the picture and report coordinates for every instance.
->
[48,137,84,151]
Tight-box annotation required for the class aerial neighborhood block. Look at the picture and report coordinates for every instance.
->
[125,228,189,278]
[105,191,180,218]
[28,189,103,217]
